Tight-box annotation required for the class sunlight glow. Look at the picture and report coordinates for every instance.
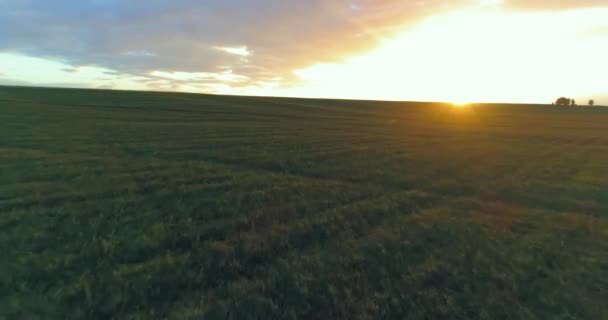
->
[291,7,608,104]
[451,101,471,108]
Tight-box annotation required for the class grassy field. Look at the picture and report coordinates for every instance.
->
[1,86,607,319]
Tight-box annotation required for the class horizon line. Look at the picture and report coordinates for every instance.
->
[0,84,604,107]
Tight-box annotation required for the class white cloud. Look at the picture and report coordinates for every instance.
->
[0,52,151,90]
[213,46,252,57]
[149,70,249,83]
[480,0,504,7]
[124,51,157,57]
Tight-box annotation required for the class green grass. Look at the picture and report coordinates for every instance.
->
[1,86,607,319]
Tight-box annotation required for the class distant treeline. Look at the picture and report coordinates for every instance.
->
[554,97,595,106]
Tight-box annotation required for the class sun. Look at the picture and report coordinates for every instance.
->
[451,100,470,108]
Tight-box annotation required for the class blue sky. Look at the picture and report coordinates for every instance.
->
[1,0,607,104]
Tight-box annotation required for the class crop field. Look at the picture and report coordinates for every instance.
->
[1,86,607,319]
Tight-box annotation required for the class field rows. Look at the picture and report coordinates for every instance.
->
[1,86,608,319]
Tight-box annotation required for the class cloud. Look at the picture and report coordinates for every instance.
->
[0,0,457,86]
[289,7,608,104]
[507,0,608,10]
[0,0,607,103]
[149,70,249,83]
[214,46,251,57]
[480,0,504,7]
[0,52,152,91]
[125,51,158,57]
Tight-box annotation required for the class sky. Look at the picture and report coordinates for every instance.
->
[1,0,607,104]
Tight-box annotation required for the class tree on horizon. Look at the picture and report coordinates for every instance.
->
[555,97,570,106]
